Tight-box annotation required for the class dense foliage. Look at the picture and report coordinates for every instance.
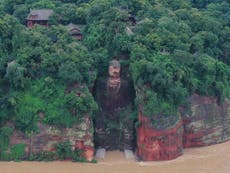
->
[0,0,230,158]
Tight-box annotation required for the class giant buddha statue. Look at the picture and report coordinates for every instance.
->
[94,60,135,159]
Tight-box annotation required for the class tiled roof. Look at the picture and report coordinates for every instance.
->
[67,23,81,31]
[67,23,82,34]
[27,9,53,21]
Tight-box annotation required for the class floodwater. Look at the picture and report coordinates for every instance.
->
[0,141,230,173]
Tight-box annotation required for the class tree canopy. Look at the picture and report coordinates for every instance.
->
[0,0,229,131]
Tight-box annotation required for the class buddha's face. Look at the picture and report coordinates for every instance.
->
[109,65,120,78]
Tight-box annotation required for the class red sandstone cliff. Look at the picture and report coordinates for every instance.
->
[137,112,183,161]
[181,94,230,148]
[137,94,230,161]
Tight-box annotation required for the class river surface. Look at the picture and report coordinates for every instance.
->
[0,141,230,173]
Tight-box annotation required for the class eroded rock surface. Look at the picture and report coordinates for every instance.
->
[10,116,94,161]
[137,113,183,161]
[181,94,230,148]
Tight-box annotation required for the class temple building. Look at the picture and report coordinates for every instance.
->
[67,23,83,41]
[26,9,53,28]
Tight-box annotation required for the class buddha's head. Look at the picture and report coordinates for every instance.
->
[108,60,120,78]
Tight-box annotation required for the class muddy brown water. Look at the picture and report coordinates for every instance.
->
[0,141,230,173]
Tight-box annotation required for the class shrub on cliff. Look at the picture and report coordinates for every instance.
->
[12,78,98,131]
[131,54,187,117]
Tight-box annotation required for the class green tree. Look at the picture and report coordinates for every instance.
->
[5,61,26,89]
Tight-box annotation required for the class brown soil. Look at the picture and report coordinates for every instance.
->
[1,141,230,173]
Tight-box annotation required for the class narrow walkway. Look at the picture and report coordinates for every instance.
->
[1,141,230,173]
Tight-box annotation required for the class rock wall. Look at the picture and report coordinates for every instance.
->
[137,94,230,161]
[9,93,230,162]
[181,94,230,148]
[9,116,94,161]
[137,113,183,161]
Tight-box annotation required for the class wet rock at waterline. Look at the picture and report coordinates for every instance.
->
[137,113,183,161]
[181,94,230,148]
[9,116,94,161]
[136,94,230,161]
[7,94,230,162]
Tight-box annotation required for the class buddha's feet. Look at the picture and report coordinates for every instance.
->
[124,149,135,160]
[95,148,106,159]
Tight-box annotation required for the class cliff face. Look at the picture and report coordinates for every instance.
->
[9,116,94,161]
[181,94,230,148]
[137,94,230,161]
[137,113,183,161]
[8,94,230,162]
